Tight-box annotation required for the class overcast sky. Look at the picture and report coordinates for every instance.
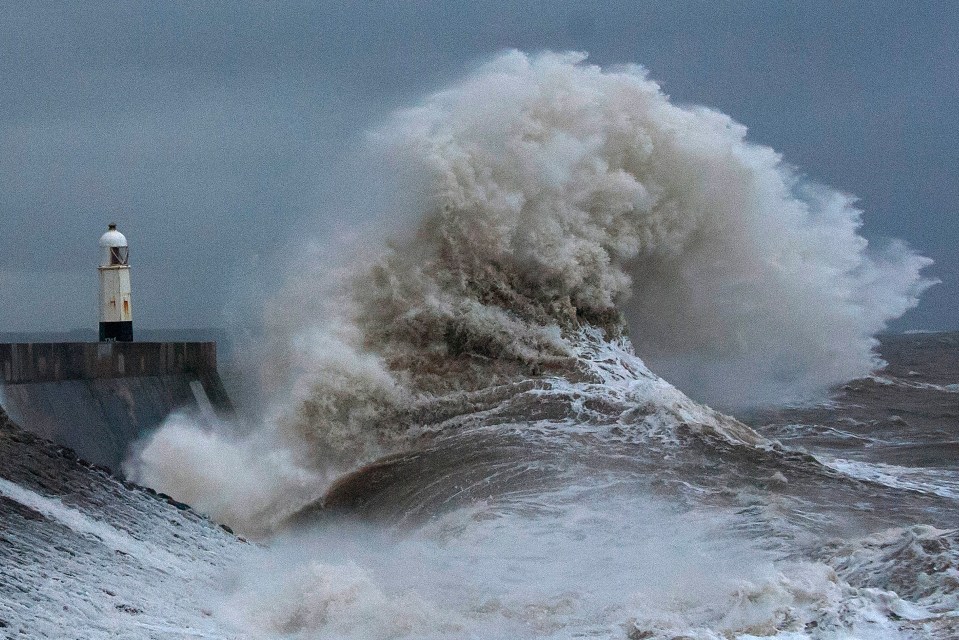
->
[1,1,956,333]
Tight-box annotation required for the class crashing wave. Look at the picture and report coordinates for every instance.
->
[116,50,953,640]
[127,49,932,535]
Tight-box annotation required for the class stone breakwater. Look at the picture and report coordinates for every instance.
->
[0,342,232,473]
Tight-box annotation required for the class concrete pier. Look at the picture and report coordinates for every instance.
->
[0,342,232,474]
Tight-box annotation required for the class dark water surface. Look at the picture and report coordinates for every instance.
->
[744,332,959,514]
[3,332,958,639]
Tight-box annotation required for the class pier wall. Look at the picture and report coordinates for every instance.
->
[0,342,232,474]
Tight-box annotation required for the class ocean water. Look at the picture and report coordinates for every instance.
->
[3,332,956,639]
[208,332,958,640]
[0,416,246,639]
[746,331,959,496]
[123,52,949,639]
[3,51,953,639]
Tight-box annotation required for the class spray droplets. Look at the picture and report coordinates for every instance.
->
[360,50,933,406]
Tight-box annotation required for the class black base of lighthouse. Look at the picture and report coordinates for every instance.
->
[99,321,133,342]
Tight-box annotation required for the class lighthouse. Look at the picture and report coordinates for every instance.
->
[98,223,133,342]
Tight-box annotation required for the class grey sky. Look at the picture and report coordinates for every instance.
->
[1,1,956,332]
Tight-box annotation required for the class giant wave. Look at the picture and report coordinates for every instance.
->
[123,52,953,639]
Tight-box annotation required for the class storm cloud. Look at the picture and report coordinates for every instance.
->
[1,1,955,335]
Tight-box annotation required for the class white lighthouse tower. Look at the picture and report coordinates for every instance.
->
[98,223,133,342]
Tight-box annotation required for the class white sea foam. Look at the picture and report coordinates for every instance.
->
[125,51,944,639]
[816,456,959,501]
[0,471,247,639]
[352,50,932,408]
[124,413,330,538]
[868,375,959,393]
[215,490,939,639]
[0,477,183,570]
[134,51,932,510]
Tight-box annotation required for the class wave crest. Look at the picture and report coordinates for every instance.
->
[345,49,932,407]
[128,50,933,534]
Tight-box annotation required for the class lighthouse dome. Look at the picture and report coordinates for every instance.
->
[99,224,128,248]
[99,224,130,267]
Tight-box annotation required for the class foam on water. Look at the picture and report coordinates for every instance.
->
[215,486,953,639]
[128,331,959,639]
[0,419,249,639]
[121,51,950,639]
[0,477,184,571]
[815,457,959,501]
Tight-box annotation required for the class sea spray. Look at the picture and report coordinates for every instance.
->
[353,50,933,407]
[128,48,932,532]
[123,51,953,639]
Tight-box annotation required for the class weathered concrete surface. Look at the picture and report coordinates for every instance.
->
[0,341,219,383]
[0,342,232,475]
[0,405,246,639]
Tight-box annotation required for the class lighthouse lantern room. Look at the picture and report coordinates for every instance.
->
[98,223,133,342]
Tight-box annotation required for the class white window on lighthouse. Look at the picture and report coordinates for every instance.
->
[109,245,129,266]
[99,223,129,267]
